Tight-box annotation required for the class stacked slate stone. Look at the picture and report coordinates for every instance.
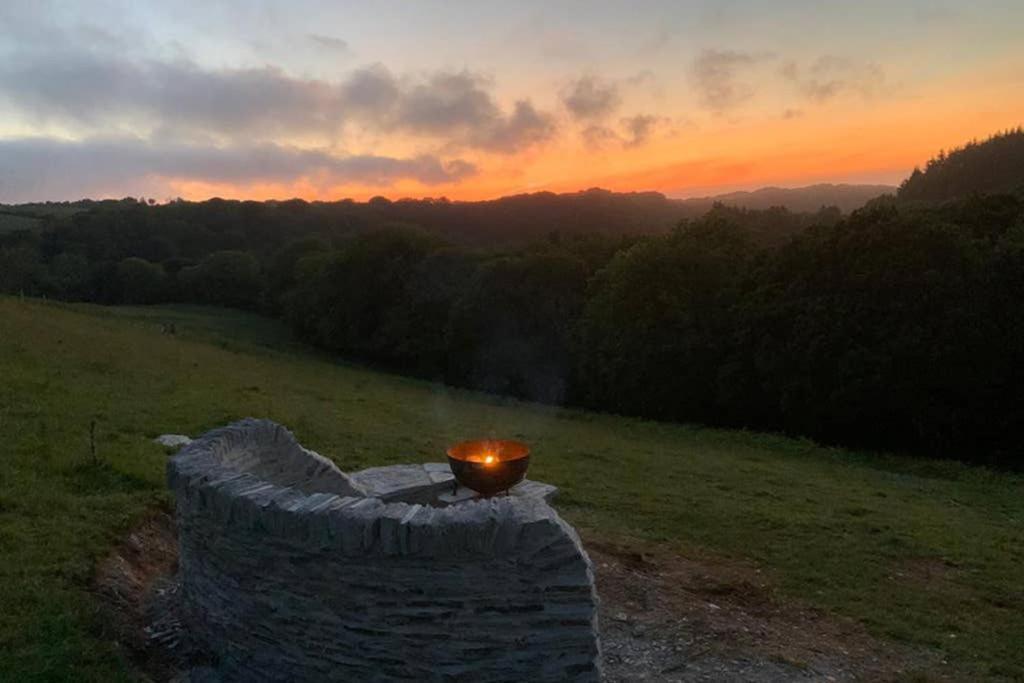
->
[168,419,601,682]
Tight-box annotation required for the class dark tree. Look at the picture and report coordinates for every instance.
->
[116,257,168,304]
[447,251,588,403]
[178,251,262,308]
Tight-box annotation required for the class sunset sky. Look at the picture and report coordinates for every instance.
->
[1,0,1022,203]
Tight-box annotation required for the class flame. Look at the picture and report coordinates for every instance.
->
[484,454,496,464]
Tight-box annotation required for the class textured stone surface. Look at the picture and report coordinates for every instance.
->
[352,462,558,507]
[352,463,447,502]
[168,418,601,682]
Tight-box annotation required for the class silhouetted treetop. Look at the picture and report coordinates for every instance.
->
[898,127,1024,202]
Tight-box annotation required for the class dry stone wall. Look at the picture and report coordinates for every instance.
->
[168,419,601,682]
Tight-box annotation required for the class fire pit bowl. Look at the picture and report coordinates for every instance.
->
[447,439,530,496]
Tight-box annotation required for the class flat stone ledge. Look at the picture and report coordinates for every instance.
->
[155,434,192,450]
[351,463,558,506]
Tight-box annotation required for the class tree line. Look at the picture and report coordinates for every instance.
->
[2,190,1021,467]
[899,128,1024,202]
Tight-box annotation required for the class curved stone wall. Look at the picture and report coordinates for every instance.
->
[168,419,601,682]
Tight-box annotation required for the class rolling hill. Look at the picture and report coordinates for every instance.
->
[676,183,894,213]
[0,297,1021,679]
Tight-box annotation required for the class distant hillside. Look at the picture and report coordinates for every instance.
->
[898,127,1024,202]
[378,188,684,243]
[677,183,894,214]
[0,201,90,235]
[357,184,889,244]
[1,185,884,247]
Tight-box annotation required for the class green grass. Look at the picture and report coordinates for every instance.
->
[1,297,1022,680]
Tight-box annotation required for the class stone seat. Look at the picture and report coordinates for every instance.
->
[168,418,601,683]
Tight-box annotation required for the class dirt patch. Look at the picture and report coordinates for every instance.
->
[587,534,957,682]
[93,511,212,681]
[95,514,959,682]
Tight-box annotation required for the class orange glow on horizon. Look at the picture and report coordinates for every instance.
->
[160,75,1024,204]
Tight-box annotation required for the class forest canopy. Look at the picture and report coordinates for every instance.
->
[898,128,1024,202]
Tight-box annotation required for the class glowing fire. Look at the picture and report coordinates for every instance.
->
[446,438,530,495]
[465,451,498,465]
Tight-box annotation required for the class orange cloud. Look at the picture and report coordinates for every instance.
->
[164,64,1024,202]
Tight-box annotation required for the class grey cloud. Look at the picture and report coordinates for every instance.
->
[307,33,350,54]
[339,64,401,115]
[398,71,500,133]
[0,137,477,202]
[0,52,553,153]
[0,51,342,137]
[471,100,555,152]
[620,114,660,147]
[581,114,662,149]
[561,76,621,120]
[581,125,619,150]
[690,49,759,112]
[782,56,886,102]
[392,71,555,151]
[0,2,132,50]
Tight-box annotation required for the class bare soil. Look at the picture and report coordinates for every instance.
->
[93,511,213,681]
[94,514,959,682]
[587,534,957,682]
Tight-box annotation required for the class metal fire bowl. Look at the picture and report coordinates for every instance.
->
[446,439,530,497]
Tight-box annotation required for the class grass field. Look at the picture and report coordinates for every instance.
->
[1,297,1022,681]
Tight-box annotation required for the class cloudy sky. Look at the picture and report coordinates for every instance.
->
[1,0,1022,202]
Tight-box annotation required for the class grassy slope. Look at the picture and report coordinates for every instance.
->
[1,298,1022,680]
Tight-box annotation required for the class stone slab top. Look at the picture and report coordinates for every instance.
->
[351,463,558,507]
